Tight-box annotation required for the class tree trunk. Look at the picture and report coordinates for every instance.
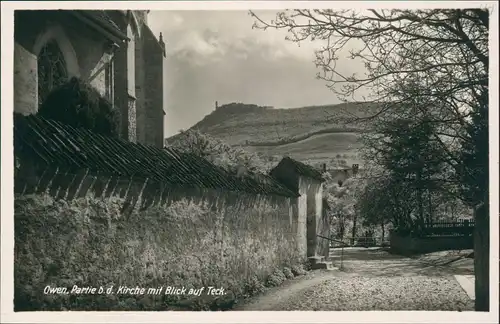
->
[416,171,424,227]
[339,214,345,240]
[392,192,402,228]
[474,199,489,311]
[381,222,385,244]
[428,189,433,224]
[352,213,357,246]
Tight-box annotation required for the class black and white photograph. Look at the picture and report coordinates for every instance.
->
[1,1,498,322]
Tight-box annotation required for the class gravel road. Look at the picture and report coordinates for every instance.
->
[236,248,474,311]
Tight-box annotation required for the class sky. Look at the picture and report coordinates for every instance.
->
[147,10,365,137]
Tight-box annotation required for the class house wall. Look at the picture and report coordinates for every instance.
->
[297,182,308,259]
[270,160,330,259]
[318,198,331,257]
[14,161,303,311]
[14,11,114,103]
[314,183,326,256]
[141,25,166,148]
[299,176,324,257]
[269,161,306,258]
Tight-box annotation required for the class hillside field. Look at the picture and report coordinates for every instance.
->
[168,102,376,167]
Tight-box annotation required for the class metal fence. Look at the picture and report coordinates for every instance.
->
[327,236,389,248]
[393,219,475,238]
[317,235,348,270]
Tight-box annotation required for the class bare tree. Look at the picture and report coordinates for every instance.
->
[250,8,490,311]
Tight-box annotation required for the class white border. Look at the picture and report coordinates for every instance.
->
[1,1,498,323]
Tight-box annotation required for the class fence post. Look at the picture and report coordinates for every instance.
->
[340,244,344,270]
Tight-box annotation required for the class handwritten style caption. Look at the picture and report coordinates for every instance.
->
[43,285,226,296]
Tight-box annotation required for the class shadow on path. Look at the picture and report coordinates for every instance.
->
[330,247,474,276]
[236,247,475,311]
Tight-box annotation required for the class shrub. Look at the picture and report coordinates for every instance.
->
[168,129,270,174]
[291,264,307,276]
[37,77,120,137]
[244,275,266,295]
[266,268,287,287]
[282,267,294,279]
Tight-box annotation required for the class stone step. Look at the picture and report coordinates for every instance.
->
[308,255,325,265]
[311,261,337,270]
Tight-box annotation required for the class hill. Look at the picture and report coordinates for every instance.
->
[167,102,379,167]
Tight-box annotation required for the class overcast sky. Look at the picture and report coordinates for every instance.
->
[147,10,364,137]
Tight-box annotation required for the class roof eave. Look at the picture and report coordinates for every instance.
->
[70,11,129,45]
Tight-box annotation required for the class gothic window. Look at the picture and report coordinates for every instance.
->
[37,40,68,107]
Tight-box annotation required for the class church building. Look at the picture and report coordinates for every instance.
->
[14,10,166,148]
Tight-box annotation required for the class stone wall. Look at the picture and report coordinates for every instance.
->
[296,178,308,259]
[141,25,165,148]
[317,199,331,257]
[14,43,38,115]
[110,16,132,141]
[314,182,324,255]
[299,177,324,257]
[14,161,302,311]
[134,27,146,144]
[389,232,474,255]
[269,160,329,259]
[88,51,113,99]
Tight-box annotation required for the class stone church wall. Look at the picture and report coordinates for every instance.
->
[14,161,302,311]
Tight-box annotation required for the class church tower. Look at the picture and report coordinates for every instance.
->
[131,10,167,148]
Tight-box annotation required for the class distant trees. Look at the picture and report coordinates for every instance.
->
[215,102,268,114]
[38,77,120,137]
[323,171,368,244]
[167,129,271,175]
[364,113,450,226]
[328,157,348,169]
[251,8,490,310]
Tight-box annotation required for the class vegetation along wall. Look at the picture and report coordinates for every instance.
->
[14,167,303,311]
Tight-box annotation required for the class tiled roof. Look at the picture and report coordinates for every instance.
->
[273,156,325,182]
[13,114,297,198]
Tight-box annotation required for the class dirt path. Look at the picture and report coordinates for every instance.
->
[235,248,474,311]
[234,270,336,311]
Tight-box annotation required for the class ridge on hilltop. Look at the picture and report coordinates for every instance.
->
[168,101,378,167]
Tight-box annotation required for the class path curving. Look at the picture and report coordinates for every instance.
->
[236,248,474,311]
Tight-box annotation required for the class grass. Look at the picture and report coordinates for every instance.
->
[247,132,364,166]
